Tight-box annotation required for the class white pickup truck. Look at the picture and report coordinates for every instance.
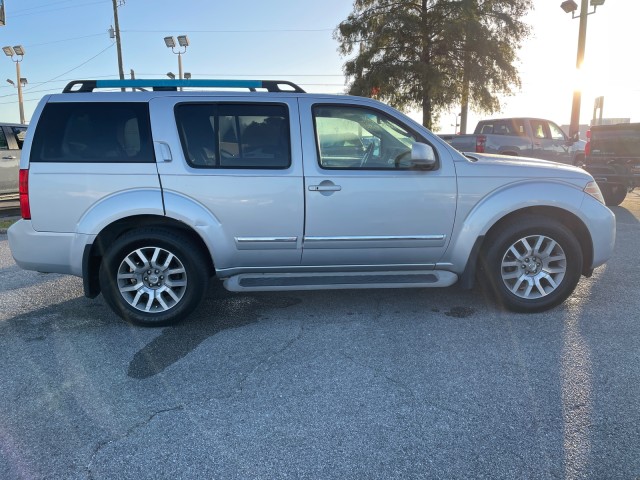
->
[0,122,28,198]
[440,117,586,165]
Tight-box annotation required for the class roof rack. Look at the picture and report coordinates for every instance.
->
[62,79,307,94]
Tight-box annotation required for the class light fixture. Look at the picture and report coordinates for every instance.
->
[177,35,189,47]
[184,72,191,80]
[560,0,578,13]
[590,0,605,6]
[164,35,190,85]
[3,44,26,124]
[166,72,175,79]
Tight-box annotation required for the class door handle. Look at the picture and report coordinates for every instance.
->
[2,155,16,159]
[308,184,341,192]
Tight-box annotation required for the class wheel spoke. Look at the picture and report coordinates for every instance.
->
[156,294,169,311]
[163,253,175,269]
[164,287,181,303]
[165,279,187,288]
[132,289,144,307]
[508,246,523,261]
[150,247,161,265]
[533,236,544,255]
[135,248,150,266]
[520,238,533,257]
[120,282,142,293]
[541,240,557,258]
[502,271,522,280]
[145,294,155,312]
[124,257,139,272]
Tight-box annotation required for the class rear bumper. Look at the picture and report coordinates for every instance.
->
[7,220,90,277]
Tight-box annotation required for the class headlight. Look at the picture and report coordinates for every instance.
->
[584,181,605,204]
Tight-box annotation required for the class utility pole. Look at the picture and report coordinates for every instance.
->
[112,0,125,81]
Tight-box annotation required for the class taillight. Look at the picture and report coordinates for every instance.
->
[476,135,486,153]
[585,129,591,156]
[19,169,31,220]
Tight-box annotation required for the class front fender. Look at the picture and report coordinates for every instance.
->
[441,180,587,273]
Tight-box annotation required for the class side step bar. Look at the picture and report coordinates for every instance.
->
[223,270,458,292]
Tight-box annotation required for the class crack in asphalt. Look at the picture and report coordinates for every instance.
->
[85,405,184,480]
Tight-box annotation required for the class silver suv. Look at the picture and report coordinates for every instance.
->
[8,79,616,326]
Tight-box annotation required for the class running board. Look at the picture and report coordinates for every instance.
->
[223,270,458,292]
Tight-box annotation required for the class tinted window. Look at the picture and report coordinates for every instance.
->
[30,102,154,163]
[0,128,7,149]
[313,105,425,170]
[175,103,290,169]
[11,126,27,149]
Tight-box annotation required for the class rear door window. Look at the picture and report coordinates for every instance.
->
[30,102,154,163]
[175,103,290,169]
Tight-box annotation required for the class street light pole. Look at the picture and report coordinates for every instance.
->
[569,0,589,139]
[2,45,26,124]
[15,60,24,124]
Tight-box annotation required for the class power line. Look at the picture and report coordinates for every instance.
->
[10,0,108,17]
[38,43,116,87]
[122,28,333,34]
[26,33,107,48]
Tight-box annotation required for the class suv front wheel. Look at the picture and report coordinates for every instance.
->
[480,215,583,313]
[99,228,209,326]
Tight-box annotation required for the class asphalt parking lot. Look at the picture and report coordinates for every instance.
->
[1,193,639,479]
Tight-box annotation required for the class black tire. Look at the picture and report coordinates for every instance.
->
[480,215,583,313]
[99,228,209,327]
[601,184,627,206]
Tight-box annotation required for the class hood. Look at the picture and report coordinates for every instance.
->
[459,152,593,182]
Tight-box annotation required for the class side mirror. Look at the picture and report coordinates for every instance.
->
[571,132,580,143]
[411,142,437,170]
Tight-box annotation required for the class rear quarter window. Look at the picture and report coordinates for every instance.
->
[29,102,154,163]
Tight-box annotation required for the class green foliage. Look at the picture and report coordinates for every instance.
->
[335,0,533,129]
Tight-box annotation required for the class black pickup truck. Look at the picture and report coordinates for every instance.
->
[583,123,640,206]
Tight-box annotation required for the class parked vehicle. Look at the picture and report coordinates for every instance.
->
[0,122,28,197]
[8,79,615,326]
[440,118,585,165]
[583,123,640,206]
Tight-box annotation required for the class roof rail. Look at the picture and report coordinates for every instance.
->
[62,79,306,93]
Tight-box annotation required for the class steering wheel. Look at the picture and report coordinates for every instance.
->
[359,143,374,167]
[394,150,411,168]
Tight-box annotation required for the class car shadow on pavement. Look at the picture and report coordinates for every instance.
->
[610,205,640,226]
[127,283,302,379]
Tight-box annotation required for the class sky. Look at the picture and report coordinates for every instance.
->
[0,0,637,134]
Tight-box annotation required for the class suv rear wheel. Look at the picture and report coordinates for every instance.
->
[480,215,583,312]
[99,228,209,326]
